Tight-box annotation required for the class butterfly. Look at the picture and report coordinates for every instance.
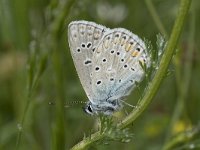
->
[68,20,150,115]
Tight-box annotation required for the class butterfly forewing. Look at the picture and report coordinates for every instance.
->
[91,28,150,101]
[68,21,109,99]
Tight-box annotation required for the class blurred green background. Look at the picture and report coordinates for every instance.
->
[0,0,199,149]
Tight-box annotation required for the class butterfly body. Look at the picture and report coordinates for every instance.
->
[68,20,150,115]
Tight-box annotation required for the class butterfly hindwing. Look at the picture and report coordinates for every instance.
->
[91,28,150,101]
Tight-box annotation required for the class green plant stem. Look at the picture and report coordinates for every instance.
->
[70,0,192,149]
[163,5,195,148]
[162,123,199,150]
[48,0,76,150]
[49,0,75,39]
[16,0,76,149]
[145,0,168,37]
[71,132,104,150]
[51,47,66,150]
[15,96,31,150]
[118,0,191,130]
[15,67,42,150]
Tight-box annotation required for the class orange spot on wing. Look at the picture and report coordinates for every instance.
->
[132,51,139,57]
[114,38,120,44]
[104,39,109,49]
[125,44,132,52]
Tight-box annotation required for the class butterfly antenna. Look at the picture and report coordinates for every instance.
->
[49,100,87,108]
[64,101,87,108]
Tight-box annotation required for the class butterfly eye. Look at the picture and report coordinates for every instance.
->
[83,103,94,115]
[87,105,93,113]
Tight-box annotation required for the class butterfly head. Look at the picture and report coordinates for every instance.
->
[83,100,122,115]
[83,101,95,115]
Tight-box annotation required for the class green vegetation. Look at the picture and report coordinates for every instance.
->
[0,0,199,149]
